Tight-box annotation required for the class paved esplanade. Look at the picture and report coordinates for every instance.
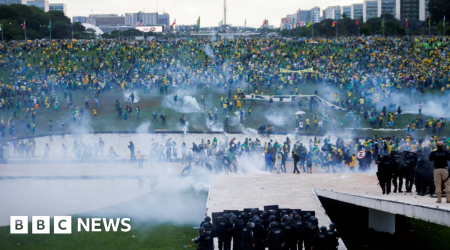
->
[207,173,450,249]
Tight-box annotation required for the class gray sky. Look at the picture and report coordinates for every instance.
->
[63,0,363,27]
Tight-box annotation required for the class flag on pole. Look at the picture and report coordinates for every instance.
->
[262,19,267,27]
[197,16,200,26]
[218,19,223,26]
[48,20,51,30]
[171,19,176,28]
[117,22,120,30]
[306,21,313,27]
[22,20,25,30]
[0,22,2,31]
[405,18,408,27]
[135,19,143,26]
[356,19,359,26]
[71,22,74,31]
[426,15,431,27]
[332,18,337,27]
[244,18,247,28]
[444,15,446,23]
[382,18,384,27]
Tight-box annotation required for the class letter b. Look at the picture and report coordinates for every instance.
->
[32,216,50,234]
[10,216,28,234]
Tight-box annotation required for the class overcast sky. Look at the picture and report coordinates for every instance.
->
[62,0,364,27]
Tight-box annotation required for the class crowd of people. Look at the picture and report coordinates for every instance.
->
[0,36,449,137]
[195,211,339,250]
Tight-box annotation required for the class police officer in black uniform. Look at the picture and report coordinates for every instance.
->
[217,214,231,250]
[229,215,243,250]
[325,223,340,250]
[390,151,404,193]
[252,216,266,250]
[294,215,307,250]
[241,222,255,250]
[376,154,395,194]
[267,222,285,250]
[305,216,319,250]
[193,227,214,250]
[282,217,298,250]
[416,148,435,196]
[403,151,418,193]
[312,226,328,250]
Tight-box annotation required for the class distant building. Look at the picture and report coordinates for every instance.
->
[297,9,311,23]
[87,14,125,26]
[311,6,321,23]
[397,0,429,21]
[325,6,341,20]
[158,13,170,30]
[351,4,364,20]
[72,16,87,23]
[377,0,398,18]
[0,0,26,5]
[49,3,66,16]
[341,6,351,18]
[363,0,378,22]
[27,0,49,12]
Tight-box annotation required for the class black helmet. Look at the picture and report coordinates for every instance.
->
[204,216,211,222]
[282,215,289,221]
[294,215,301,221]
[292,210,298,215]
[247,222,255,228]
[269,222,278,229]
[230,215,238,222]
[310,216,318,224]
[223,213,229,219]
[199,227,205,233]
[250,208,257,214]
[240,212,248,218]
[287,217,293,222]
[281,209,287,214]
[329,223,336,229]
[269,215,276,222]
[261,211,268,217]
[229,212,235,216]
[253,216,261,222]
[305,212,311,217]
[320,226,327,232]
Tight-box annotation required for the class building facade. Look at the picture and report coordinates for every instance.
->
[351,4,364,20]
[0,0,26,5]
[297,10,311,23]
[72,16,87,23]
[311,6,321,23]
[325,6,341,20]
[363,0,379,22]
[377,0,398,18]
[27,0,49,12]
[158,13,170,29]
[49,3,66,16]
[341,6,351,18]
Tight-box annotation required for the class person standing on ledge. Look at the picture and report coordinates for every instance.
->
[429,141,450,203]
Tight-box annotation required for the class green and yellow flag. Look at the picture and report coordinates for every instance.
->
[280,68,313,74]
[306,21,313,28]
[197,16,200,26]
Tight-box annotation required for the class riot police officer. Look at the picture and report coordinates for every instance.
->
[282,217,298,250]
[305,216,319,250]
[193,227,214,250]
[312,226,328,250]
[216,214,231,250]
[241,222,255,250]
[229,215,243,250]
[326,223,340,250]
[376,154,395,194]
[252,216,265,250]
[267,222,285,250]
[403,151,418,193]
[294,215,307,250]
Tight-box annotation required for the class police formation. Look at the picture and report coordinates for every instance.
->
[376,140,450,203]
[194,210,340,250]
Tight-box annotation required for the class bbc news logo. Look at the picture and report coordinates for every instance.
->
[10,216,131,234]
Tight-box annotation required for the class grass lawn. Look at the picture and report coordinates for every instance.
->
[0,220,198,250]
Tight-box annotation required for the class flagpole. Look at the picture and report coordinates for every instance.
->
[24,19,26,41]
[50,19,51,42]
[336,19,338,39]
[445,16,446,37]
[1,20,3,42]
[383,18,385,37]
